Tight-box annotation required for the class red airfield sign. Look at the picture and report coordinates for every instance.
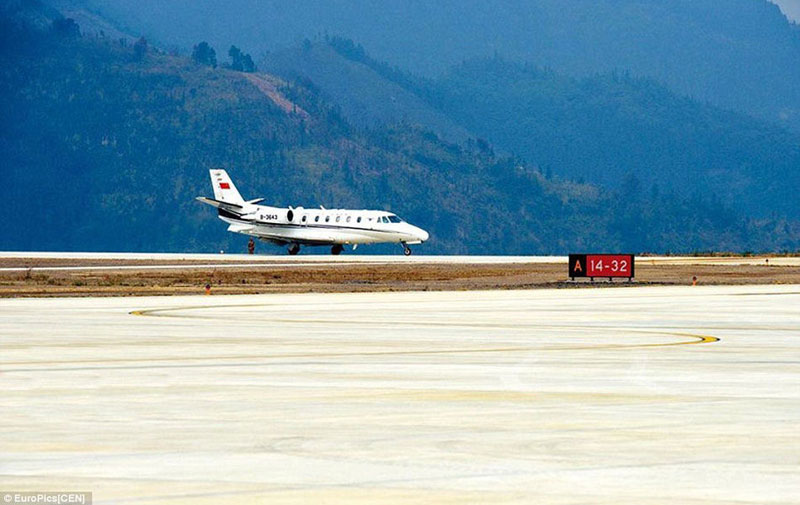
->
[569,254,634,280]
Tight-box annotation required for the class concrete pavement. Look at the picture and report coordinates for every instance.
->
[1,285,799,503]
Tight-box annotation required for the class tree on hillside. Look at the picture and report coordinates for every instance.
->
[242,53,256,73]
[228,45,242,70]
[228,45,256,72]
[133,37,148,61]
[192,41,216,67]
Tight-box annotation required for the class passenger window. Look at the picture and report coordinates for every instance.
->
[325,216,330,222]
[357,217,361,223]
[336,216,341,222]
[315,216,320,222]
[346,216,351,223]
[302,215,307,223]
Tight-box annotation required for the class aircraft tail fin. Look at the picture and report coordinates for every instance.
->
[210,168,245,204]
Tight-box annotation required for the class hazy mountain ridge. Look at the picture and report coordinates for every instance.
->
[260,39,800,220]
[71,0,800,131]
[432,58,800,218]
[41,0,139,43]
[4,7,797,253]
[263,40,470,142]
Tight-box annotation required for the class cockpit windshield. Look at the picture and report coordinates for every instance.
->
[387,215,403,223]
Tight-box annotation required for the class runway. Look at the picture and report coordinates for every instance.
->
[1,251,799,272]
[0,253,560,273]
[1,285,799,503]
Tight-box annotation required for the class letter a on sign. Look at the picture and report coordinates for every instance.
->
[568,254,589,278]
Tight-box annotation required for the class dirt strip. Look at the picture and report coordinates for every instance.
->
[1,260,798,297]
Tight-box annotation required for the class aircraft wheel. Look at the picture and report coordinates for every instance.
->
[404,246,412,256]
[288,243,300,255]
[331,244,343,255]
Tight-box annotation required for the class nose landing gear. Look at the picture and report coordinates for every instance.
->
[401,242,412,256]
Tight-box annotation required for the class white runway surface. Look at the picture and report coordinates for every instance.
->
[0,252,562,272]
[1,285,799,503]
[2,251,799,272]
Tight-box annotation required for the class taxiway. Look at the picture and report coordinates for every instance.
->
[1,285,799,503]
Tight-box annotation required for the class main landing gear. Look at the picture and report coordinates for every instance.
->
[287,243,300,255]
[402,243,412,256]
[331,244,344,255]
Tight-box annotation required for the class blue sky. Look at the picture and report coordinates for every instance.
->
[772,0,800,21]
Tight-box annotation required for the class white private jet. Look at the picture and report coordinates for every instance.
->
[197,169,429,255]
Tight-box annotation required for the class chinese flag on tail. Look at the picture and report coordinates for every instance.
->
[220,183,231,189]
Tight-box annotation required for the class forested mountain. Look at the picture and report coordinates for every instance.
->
[262,39,800,219]
[432,58,800,219]
[263,40,469,142]
[71,0,800,131]
[3,4,797,254]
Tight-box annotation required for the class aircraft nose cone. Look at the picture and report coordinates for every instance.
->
[418,228,430,242]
